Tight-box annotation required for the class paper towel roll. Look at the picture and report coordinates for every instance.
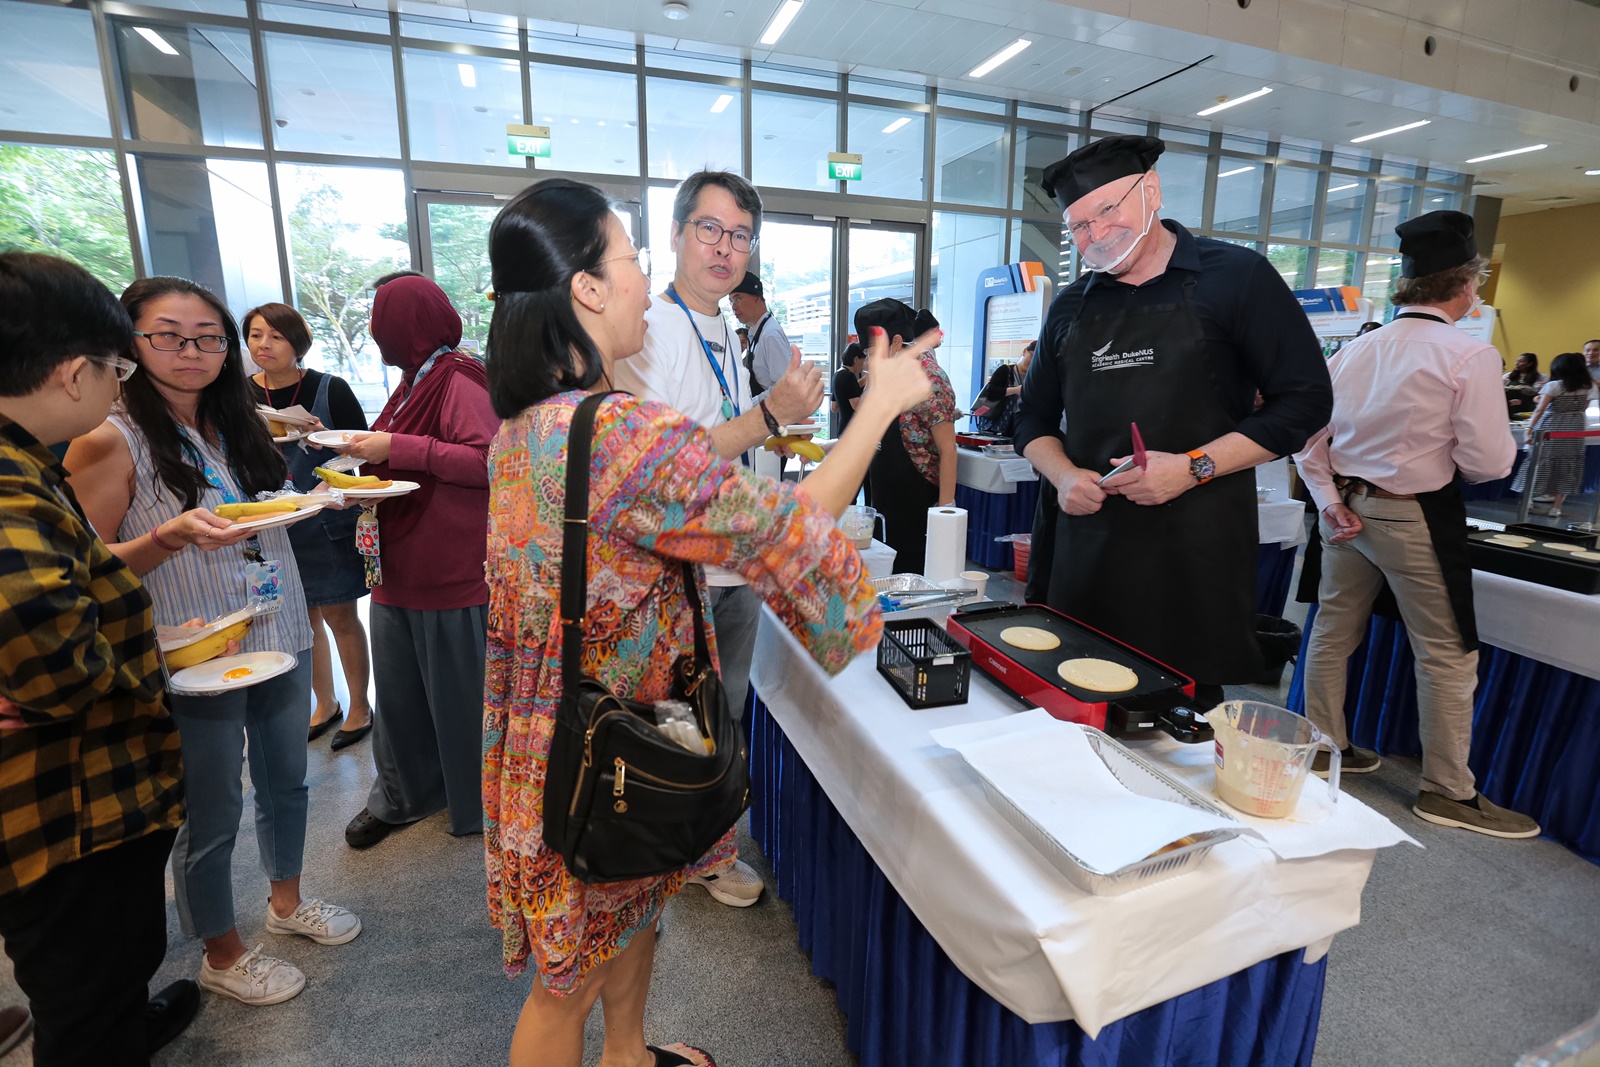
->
[924,506,968,585]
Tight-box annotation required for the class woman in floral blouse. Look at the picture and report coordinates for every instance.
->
[479,177,933,1067]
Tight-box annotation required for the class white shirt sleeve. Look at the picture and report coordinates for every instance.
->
[1449,346,1518,484]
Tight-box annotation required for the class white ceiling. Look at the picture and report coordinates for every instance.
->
[399,0,1600,215]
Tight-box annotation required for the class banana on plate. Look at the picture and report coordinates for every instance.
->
[162,619,252,671]
[313,466,392,490]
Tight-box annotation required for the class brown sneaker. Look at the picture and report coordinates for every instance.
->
[1312,746,1380,778]
[1413,791,1541,839]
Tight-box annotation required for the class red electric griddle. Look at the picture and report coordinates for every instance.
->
[945,602,1213,743]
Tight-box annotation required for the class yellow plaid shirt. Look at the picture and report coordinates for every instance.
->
[0,414,183,895]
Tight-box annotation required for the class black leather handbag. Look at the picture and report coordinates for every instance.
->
[542,391,750,884]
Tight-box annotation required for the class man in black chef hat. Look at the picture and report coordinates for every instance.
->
[1012,135,1333,707]
[1294,211,1536,838]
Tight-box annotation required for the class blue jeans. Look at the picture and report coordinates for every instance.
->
[167,657,312,939]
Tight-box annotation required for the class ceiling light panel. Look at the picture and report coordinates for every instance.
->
[968,38,1031,80]
[1196,86,1272,117]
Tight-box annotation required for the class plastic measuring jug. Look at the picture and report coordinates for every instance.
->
[839,505,885,549]
[1207,700,1340,818]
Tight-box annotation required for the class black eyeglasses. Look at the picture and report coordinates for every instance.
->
[681,217,758,253]
[134,330,230,354]
[1065,174,1146,241]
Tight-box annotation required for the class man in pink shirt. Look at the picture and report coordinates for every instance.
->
[1296,210,1537,839]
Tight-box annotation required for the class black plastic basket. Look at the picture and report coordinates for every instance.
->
[876,619,972,709]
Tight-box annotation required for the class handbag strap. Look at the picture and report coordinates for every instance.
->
[560,391,714,694]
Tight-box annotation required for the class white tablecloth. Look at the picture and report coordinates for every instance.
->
[1258,499,1308,547]
[750,610,1407,1036]
[1472,569,1600,681]
[957,448,1037,494]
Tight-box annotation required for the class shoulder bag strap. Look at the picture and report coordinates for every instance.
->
[560,392,714,691]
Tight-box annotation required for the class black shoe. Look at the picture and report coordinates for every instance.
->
[145,978,199,1054]
[345,807,398,849]
[330,720,373,751]
[308,706,344,743]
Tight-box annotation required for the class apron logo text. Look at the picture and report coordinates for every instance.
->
[1090,343,1156,371]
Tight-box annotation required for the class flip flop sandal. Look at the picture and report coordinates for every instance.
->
[649,1043,716,1067]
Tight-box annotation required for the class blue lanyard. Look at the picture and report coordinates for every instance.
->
[665,287,740,419]
[393,347,448,417]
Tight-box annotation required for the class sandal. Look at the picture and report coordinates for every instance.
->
[649,1044,716,1067]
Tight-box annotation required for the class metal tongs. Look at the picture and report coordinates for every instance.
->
[1096,422,1148,487]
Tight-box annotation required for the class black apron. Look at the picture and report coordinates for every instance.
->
[1293,310,1479,651]
[1048,275,1261,684]
[869,414,938,577]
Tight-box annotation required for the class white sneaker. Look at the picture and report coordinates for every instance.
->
[198,945,306,1006]
[266,897,362,946]
[687,859,764,907]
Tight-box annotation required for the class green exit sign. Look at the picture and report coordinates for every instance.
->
[828,152,863,181]
[507,124,551,158]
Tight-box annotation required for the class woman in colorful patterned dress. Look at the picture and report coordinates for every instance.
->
[480,178,935,1067]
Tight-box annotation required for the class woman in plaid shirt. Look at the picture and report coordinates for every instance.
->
[0,253,194,1065]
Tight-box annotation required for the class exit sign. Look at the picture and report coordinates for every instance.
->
[828,151,863,181]
[507,124,551,158]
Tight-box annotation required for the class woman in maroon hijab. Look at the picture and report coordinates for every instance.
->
[337,275,498,850]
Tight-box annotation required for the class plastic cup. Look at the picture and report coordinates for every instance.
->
[960,570,988,599]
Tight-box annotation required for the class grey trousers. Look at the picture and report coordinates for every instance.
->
[1302,493,1478,800]
[367,602,487,834]
[707,583,760,721]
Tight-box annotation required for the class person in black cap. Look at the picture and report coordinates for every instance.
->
[1011,135,1331,704]
[728,270,792,401]
[1295,210,1536,839]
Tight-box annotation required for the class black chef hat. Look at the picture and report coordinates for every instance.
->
[731,271,764,298]
[854,298,917,344]
[1040,135,1165,212]
[1396,210,1478,278]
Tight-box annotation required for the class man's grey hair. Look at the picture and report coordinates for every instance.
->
[672,170,764,235]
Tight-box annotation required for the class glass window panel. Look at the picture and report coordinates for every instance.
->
[277,163,410,395]
[846,103,924,201]
[1212,158,1263,234]
[1268,165,1318,241]
[405,50,523,169]
[424,201,497,351]
[934,116,1006,208]
[1423,187,1460,210]
[1321,177,1367,245]
[1090,115,1148,136]
[1278,136,1324,163]
[0,145,135,289]
[1315,248,1356,287]
[1011,218,1072,289]
[939,91,1005,116]
[1427,165,1465,184]
[259,2,390,32]
[1159,123,1211,147]
[753,91,837,192]
[751,219,835,406]
[1266,244,1309,290]
[848,76,925,104]
[129,0,247,17]
[1368,181,1417,249]
[527,30,636,64]
[847,223,917,338]
[265,34,400,158]
[113,22,261,149]
[931,212,1007,408]
[1376,158,1420,180]
[752,62,837,91]
[134,154,282,313]
[1221,132,1268,155]
[0,3,110,138]
[1157,150,1206,231]
[1362,253,1401,313]
[530,64,639,177]
[400,15,518,49]
[645,48,741,78]
[645,184,678,293]
[1331,146,1373,171]
[1017,102,1073,126]
[1015,127,1073,217]
[646,77,742,180]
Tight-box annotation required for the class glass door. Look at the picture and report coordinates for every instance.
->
[845,221,923,339]
[748,213,838,428]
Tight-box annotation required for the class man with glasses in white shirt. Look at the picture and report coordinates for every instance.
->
[613,169,823,909]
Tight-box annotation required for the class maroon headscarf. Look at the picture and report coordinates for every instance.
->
[367,275,488,543]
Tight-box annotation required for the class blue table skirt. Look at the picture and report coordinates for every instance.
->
[955,480,1041,570]
[1286,604,1600,863]
[1459,446,1600,501]
[747,697,1329,1067]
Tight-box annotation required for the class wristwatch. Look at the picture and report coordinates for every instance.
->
[1186,450,1216,484]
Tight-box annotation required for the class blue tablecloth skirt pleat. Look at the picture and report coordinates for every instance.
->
[747,696,1329,1066]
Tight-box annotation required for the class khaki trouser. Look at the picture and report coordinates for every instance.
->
[1302,492,1478,800]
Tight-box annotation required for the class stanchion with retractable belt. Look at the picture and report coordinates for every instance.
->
[1516,428,1600,530]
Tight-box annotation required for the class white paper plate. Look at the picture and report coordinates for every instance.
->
[306,429,374,449]
[169,651,297,694]
[257,405,316,427]
[336,480,420,500]
[219,501,326,532]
